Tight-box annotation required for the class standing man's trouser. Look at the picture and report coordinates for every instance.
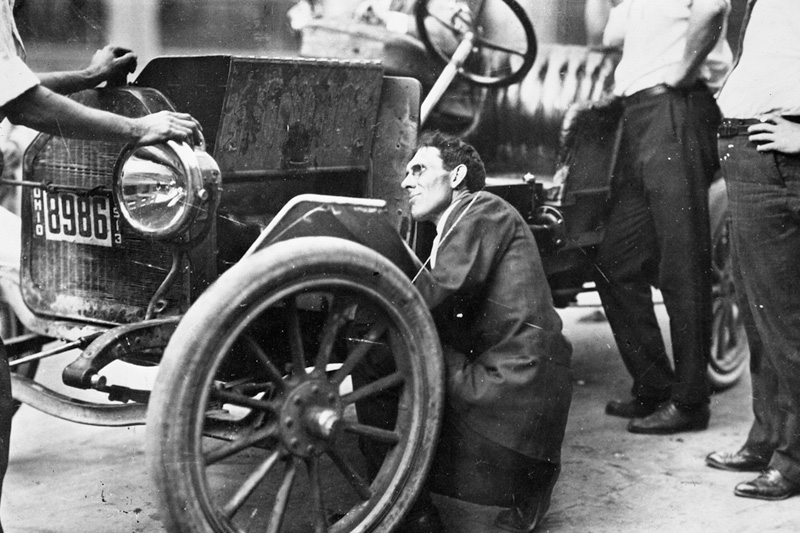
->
[720,130,800,484]
[595,83,719,407]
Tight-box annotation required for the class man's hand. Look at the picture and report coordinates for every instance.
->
[664,0,727,89]
[131,111,204,147]
[585,0,624,47]
[85,45,137,86]
[748,115,800,155]
[37,44,138,94]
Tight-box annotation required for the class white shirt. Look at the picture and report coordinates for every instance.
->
[604,0,733,96]
[430,198,463,269]
[716,0,800,118]
[0,0,40,120]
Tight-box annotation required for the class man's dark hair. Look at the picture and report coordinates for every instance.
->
[416,130,486,192]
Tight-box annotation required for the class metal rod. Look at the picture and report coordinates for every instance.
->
[420,32,476,126]
[0,178,111,196]
[145,249,182,320]
[221,166,368,181]
[9,338,90,368]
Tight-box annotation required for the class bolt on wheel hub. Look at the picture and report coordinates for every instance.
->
[279,378,343,458]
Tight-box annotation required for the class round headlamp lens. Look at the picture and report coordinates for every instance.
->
[117,143,194,238]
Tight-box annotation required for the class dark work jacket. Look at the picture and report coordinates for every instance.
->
[414,191,573,464]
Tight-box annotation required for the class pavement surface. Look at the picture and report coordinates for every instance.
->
[3,299,799,533]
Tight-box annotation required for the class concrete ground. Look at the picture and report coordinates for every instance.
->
[3,300,799,532]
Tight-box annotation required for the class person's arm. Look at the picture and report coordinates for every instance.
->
[664,0,728,88]
[37,45,137,95]
[584,0,616,46]
[598,0,628,48]
[3,84,202,146]
[748,116,800,155]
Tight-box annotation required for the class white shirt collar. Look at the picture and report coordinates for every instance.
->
[430,197,464,269]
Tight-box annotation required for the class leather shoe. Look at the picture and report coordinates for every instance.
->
[735,468,800,501]
[627,401,709,435]
[706,448,770,472]
[400,505,445,533]
[606,397,665,419]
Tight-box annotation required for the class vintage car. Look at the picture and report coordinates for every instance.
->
[2,53,439,532]
[0,1,745,532]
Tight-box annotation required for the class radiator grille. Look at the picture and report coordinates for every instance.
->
[21,132,190,325]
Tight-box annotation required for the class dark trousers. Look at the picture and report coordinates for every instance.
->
[720,134,800,484]
[594,85,719,406]
[352,342,558,525]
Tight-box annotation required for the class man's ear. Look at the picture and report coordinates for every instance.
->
[449,164,467,189]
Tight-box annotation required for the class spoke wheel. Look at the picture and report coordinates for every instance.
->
[147,237,444,533]
[415,0,537,87]
[707,179,748,390]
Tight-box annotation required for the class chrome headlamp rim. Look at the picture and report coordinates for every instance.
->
[114,140,204,241]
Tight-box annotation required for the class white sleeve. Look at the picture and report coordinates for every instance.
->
[602,0,631,48]
[0,54,40,109]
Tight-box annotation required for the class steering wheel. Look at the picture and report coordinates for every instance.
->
[415,0,537,88]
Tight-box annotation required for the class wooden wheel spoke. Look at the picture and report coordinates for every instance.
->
[327,447,372,501]
[241,334,285,390]
[286,297,307,377]
[204,424,278,465]
[305,457,328,533]
[331,322,388,387]
[210,388,277,414]
[267,459,299,533]
[315,299,357,373]
[728,314,741,347]
[341,371,404,405]
[715,300,738,355]
[237,382,275,396]
[343,420,401,445]
[222,450,282,518]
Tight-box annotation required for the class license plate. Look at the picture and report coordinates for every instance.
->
[31,188,122,247]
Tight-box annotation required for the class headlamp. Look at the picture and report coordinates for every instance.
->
[114,140,219,240]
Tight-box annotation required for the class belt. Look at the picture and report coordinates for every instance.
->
[624,84,671,105]
[718,118,761,138]
[623,81,708,106]
[719,116,800,138]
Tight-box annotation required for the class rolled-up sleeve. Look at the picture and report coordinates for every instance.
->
[0,53,39,109]
[602,0,630,48]
[2,0,40,113]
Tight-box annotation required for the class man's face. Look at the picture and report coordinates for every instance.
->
[401,146,454,223]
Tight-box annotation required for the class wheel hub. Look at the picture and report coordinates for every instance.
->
[279,378,343,458]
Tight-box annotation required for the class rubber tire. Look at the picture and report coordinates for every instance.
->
[147,236,444,533]
[707,178,748,390]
